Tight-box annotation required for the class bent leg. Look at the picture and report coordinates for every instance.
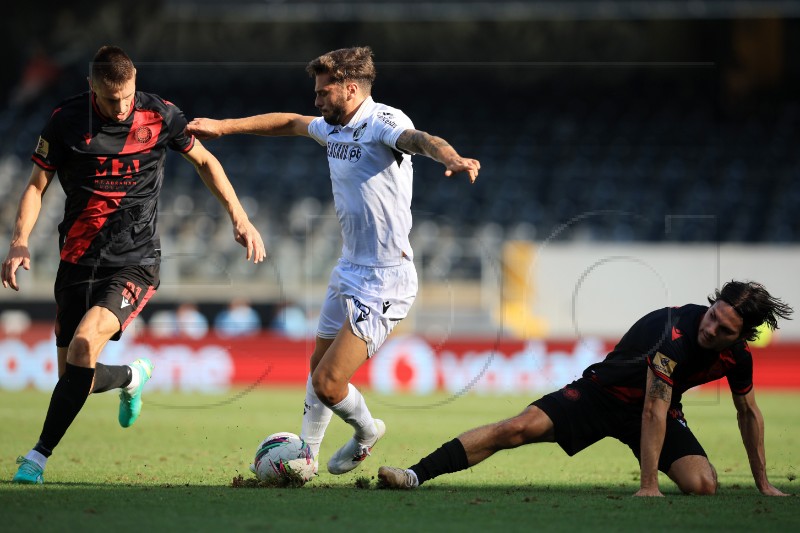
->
[404,405,556,486]
[667,455,718,495]
[312,323,368,406]
[319,324,387,474]
[67,305,120,368]
[35,306,120,457]
[460,405,556,465]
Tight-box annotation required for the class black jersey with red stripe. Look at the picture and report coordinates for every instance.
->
[583,304,753,408]
[31,90,195,266]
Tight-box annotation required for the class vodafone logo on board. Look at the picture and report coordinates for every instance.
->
[369,335,607,395]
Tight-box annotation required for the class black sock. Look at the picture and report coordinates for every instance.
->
[409,438,469,486]
[36,363,95,454]
[92,363,132,393]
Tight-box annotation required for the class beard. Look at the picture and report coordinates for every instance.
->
[322,108,344,125]
[321,97,346,125]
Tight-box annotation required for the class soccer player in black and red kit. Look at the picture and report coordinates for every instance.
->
[2,46,265,484]
[378,281,793,496]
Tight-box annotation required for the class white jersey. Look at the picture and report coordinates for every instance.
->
[307,97,414,267]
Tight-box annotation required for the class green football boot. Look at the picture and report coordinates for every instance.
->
[119,358,154,428]
[12,456,44,484]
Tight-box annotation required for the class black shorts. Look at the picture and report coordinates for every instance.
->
[531,378,707,473]
[54,261,159,347]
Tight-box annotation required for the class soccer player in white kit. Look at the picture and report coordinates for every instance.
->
[187,46,480,475]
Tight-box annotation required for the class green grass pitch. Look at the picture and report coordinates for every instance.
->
[1,387,798,532]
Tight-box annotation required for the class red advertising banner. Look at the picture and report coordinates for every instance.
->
[0,327,797,393]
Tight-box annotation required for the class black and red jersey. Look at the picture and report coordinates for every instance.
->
[583,304,753,408]
[31,90,195,266]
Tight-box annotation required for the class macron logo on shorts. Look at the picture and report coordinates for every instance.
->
[121,297,131,309]
[352,298,370,323]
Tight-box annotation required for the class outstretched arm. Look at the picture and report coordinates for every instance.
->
[396,129,480,183]
[2,165,54,291]
[634,367,672,497]
[732,390,789,496]
[182,140,266,263]
[186,113,314,140]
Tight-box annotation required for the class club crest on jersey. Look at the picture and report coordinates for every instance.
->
[35,136,49,158]
[135,126,153,144]
[652,352,677,377]
[562,387,581,401]
[353,122,367,141]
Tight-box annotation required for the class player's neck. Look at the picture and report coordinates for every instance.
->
[340,95,369,126]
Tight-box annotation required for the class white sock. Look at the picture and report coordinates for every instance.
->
[125,364,141,394]
[300,374,333,459]
[330,383,377,443]
[25,450,47,470]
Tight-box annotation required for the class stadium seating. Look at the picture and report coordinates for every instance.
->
[1,62,799,286]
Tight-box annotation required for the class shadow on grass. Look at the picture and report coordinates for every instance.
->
[1,479,796,533]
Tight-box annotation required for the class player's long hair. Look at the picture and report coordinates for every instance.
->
[708,281,793,342]
[306,46,376,92]
[91,45,135,88]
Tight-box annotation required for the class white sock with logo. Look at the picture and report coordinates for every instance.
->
[300,374,333,460]
[330,383,378,444]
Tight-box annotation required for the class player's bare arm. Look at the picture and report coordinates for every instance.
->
[634,367,672,497]
[182,141,266,263]
[396,129,480,183]
[732,390,788,496]
[2,166,54,291]
[186,113,314,140]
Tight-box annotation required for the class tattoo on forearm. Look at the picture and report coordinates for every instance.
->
[398,130,451,158]
[648,378,672,402]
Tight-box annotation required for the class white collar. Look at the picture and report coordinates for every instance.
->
[344,96,375,128]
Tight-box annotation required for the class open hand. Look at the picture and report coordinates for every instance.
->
[1,245,31,291]
[444,157,480,184]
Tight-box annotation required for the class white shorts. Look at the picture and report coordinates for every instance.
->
[317,258,418,357]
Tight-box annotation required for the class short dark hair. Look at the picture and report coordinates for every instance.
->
[708,281,793,342]
[91,45,135,87]
[305,46,376,92]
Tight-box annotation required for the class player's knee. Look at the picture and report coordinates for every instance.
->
[311,370,347,406]
[495,410,548,448]
[66,335,93,367]
[687,474,717,496]
[494,417,530,448]
[678,470,718,495]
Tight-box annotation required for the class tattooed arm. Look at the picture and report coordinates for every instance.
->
[396,129,480,183]
[634,367,673,497]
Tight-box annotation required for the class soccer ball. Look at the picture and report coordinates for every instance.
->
[252,432,315,484]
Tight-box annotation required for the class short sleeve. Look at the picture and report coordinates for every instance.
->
[372,109,414,153]
[163,100,195,153]
[31,108,68,171]
[307,117,329,146]
[726,343,754,395]
[646,336,687,387]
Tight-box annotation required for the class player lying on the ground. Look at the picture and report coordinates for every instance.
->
[378,280,792,497]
